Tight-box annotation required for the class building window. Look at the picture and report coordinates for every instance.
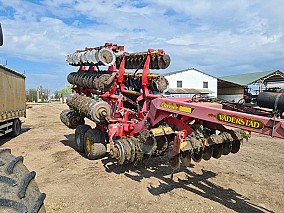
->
[177,80,182,88]
[203,81,208,88]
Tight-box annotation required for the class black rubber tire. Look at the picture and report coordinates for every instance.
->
[74,125,91,152]
[0,148,46,213]
[10,119,21,137]
[84,129,106,160]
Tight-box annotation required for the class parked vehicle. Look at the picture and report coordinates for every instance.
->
[0,23,26,138]
[0,64,26,137]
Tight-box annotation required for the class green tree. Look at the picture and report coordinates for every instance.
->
[60,85,73,95]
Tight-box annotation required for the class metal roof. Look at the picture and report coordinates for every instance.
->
[218,79,244,89]
[0,64,26,78]
[166,88,213,94]
[163,68,217,79]
[219,70,284,86]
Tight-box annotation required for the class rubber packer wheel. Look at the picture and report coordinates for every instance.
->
[84,129,106,160]
[10,119,21,137]
[0,148,46,213]
[74,124,91,152]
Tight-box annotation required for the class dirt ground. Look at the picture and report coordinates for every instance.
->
[1,103,284,213]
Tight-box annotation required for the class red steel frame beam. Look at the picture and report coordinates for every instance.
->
[147,98,284,139]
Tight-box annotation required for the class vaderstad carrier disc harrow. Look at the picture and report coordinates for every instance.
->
[61,43,284,170]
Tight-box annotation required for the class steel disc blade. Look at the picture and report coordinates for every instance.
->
[192,149,203,162]
[158,54,171,69]
[74,74,80,85]
[79,73,87,86]
[93,75,100,90]
[231,140,241,153]
[125,138,136,163]
[140,130,157,155]
[222,142,232,155]
[150,57,155,69]
[114,140,125,165]
[212,144,222,159]
[168,155,180,170]
[203,146,213,161]
[67,73,73,84]
[153,56,159,69]
[88,75,96,88]
[180,151,191,166]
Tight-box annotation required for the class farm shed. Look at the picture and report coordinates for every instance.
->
[163,68,217,97]
[218,70,284,102]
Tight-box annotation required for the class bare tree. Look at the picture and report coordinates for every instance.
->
[26,89,37,102]
[26,86,50,102]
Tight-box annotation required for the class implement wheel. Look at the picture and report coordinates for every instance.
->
[0,148,46,212]
[75,125,91,152]
[84,129,106,160]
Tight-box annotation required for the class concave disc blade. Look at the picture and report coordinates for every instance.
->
[203,146,213,161]
[231,140,241,153]
[212,144,222,159]
[180,151,191,166]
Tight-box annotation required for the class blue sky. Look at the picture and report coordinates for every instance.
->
[0,0,284,92]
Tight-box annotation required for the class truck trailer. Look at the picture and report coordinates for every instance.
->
[0,64,26,137]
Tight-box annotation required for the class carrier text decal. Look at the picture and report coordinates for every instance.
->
[212,113,264,129]
[160,102,194,113]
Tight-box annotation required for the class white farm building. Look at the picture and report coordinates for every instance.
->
[163,68,217,97]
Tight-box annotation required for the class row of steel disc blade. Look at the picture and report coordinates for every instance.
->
[116,53,170,70]
[169,140,241,170]
[67,72,113,92]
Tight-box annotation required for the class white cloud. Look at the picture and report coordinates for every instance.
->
[0,0,284,90]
